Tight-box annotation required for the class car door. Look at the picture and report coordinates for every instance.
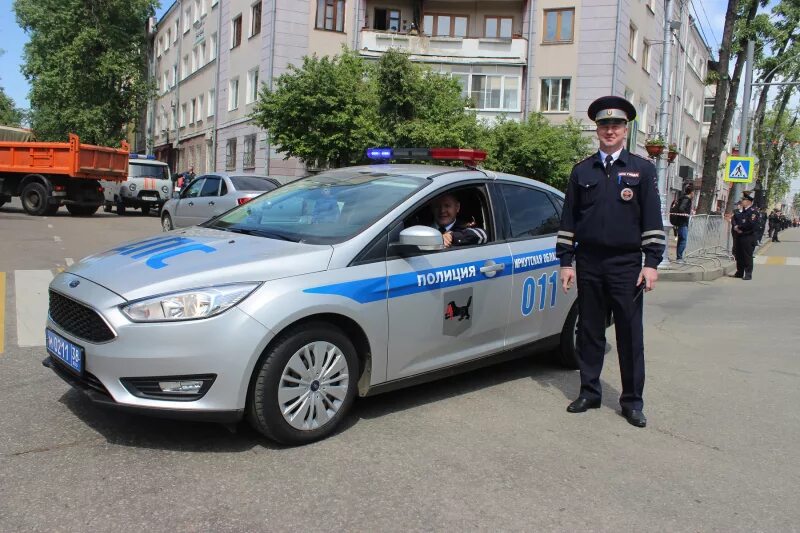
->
[385,183,513,380]
[497,182,567,349]
[194,176,223,223]
[173,177,205,227]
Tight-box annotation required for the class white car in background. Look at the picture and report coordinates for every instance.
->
[102,155,172,216]
[160,173,281,230]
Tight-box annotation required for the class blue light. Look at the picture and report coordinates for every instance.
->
[366,147,393,160]
[129,154,140,159]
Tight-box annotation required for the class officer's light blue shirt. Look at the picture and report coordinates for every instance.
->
[598,148,623,165]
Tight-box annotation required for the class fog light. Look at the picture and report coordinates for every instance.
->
[158,380,203,394]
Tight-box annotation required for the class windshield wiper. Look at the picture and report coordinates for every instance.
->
[223,227,299,242]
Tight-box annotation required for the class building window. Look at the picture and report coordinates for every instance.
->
[165,29,171,50]
[543,9,573,43]
[247,68,259,104]
[226,138,237,170]
[316,0,345,32]
[251,2,262,37]
[638,100,648,133]
[243,135,256,169]
[171,65,178,86]
[192,47,198,73]
[232,15,243,48]
[228,78,239,110]
[182,55,189,80]
[210,33,217,60]
[642,40,651,73]
[180,103,187,127]
[200,41,207,66]
[198,94,204,122]
[171,108,177,129]
[189,98,196,124]
[194,0,200,22]
[201,0,207,17]
[184,7,191,33]
[629,23,638,60]
[485,16,513,38]
[208,89,216,117]
[540,78,571,112]
[451,73,519,111]
[157,37,163,57]
[423,14,468,37]
[162,71,169,93]
[373,8,401,31]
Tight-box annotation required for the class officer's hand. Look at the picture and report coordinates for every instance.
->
[560,267,576,294]
[638,267,658,292]
[442,232,453,248]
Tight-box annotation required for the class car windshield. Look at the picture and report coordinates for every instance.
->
[129,163,170,180]
[207,170,429,244]
[230,176,278,191]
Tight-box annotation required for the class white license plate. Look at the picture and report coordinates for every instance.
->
[46,328,84,375]
[142,195,158,201]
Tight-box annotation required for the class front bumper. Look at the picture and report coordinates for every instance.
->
[44,275,274,421]
[120,195,165,208]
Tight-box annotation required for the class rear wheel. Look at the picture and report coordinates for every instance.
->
[558,303,580,369]
[66,204,99,216]
[247,323,358,445]
[20,182,50,216]
[161,213,174,231]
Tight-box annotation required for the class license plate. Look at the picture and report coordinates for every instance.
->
[46,328,84,375]
[142,195,158,201]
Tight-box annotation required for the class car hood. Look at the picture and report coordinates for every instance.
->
[67,227,334,301]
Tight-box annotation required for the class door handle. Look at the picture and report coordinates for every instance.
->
[480,263,505,274]
[188,201,194,206]
[208,201,215,206]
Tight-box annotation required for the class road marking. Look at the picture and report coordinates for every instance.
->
[65,258,74,267]
[0,272,5,354]
[54,236,62,243]
[14,270,53,347]
[765,256,786,266]
[755,256,800,266]
[787,257,800,266]
[47,224,53,229]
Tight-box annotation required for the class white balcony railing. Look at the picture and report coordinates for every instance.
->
[358,30,528,65]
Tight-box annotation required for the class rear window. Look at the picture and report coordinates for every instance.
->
[230,176,277,191]
[129,163,170,180]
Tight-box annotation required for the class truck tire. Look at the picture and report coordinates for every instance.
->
[20,182,51,216]
[66,204,99,216]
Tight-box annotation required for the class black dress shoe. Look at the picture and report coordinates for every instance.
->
[733,272,743,278]
[743,273,752,280]
[621,408,647,427]
[567,397,601,413]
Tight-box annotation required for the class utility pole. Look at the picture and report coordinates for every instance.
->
[728,41,755,208]
[656,0,675,268]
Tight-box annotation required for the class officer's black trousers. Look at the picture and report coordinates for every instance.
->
[734,234,755,275]
[576,248,645,411]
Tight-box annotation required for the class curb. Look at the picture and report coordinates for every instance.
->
[659,260,737,282]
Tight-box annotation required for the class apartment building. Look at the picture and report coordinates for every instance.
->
[144,0,711,179]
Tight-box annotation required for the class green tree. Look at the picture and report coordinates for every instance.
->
[484,114,592,191]
[0,88,25,127]
[14,0,156,145]
[252,50,384,169]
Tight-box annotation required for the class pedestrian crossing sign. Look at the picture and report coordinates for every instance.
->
[724,156,755,183]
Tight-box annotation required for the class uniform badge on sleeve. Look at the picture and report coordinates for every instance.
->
[621,188,634,201]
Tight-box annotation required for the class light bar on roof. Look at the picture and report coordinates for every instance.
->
[365,147,487,164]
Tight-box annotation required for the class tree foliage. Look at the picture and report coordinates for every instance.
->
[0,88,25,127]
[758,107,800,207]
[14,0,156,145]
[253,48,590,190]
[484,115,592,191]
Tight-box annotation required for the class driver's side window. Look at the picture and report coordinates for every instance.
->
[182,178,205,198]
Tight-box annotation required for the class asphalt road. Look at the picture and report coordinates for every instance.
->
[1,197,799,532]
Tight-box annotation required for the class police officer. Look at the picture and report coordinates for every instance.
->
[429,193,488,247]
[732,192,758,280]
[556,96,665,428]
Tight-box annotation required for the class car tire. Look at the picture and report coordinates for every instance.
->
[247,322,359,445]
[20,182,50,216]
[161,213,173,231]
[558,303,580,369]
[65,204,99,216]
[103,201,112,213]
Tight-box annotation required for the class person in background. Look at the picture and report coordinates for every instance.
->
[671,184,694,262]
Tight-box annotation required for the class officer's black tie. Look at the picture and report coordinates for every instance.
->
[439,225,447,234]
[604,154,614,177]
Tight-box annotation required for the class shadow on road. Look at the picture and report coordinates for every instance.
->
[0,204,156,218]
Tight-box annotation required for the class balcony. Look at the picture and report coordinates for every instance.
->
[358,30,528,66]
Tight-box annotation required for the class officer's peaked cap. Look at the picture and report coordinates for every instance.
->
[741,191,754,201]
[588,96,637,123]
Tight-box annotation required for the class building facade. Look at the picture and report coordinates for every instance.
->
[143,0,712,181]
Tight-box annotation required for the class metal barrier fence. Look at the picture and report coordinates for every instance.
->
[681,215,732,261]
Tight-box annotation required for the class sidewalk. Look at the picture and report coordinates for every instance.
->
[658,232,740,282]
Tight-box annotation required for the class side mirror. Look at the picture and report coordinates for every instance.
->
[396,225,444,251]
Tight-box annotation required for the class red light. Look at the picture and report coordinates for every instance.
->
[54,185,66,192]
[98,186,104,192]
[237,197,252,206]
[429,148,488,163]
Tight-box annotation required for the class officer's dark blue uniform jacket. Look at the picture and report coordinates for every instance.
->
[733,206,759,235]
[556,149,665,269]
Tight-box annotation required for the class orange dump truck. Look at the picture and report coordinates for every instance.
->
[0,128,129,216]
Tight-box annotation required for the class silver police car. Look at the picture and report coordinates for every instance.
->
[44,148,579,445]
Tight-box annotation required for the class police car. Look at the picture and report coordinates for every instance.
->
[44,148,579,445]
[101,155,172,215]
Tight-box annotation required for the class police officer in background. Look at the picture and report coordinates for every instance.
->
[557,96,665,428]
[732,192,758,280]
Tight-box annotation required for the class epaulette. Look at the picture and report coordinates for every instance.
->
[573,154,596,168]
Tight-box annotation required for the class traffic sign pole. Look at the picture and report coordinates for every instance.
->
[728,41,755,211]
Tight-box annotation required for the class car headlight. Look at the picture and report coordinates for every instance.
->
[121,283,260,322]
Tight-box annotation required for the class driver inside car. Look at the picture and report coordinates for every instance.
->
[429,193,488,248]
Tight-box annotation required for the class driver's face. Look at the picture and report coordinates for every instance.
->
[431,195,460,227]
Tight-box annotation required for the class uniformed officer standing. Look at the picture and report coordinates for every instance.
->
[732,192,758,280]
[556,96,665,428]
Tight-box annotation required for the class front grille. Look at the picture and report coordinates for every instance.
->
[49,290,115,343]
[48,356,112,398]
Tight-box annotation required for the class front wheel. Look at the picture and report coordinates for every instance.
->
[558,303,580,369]
[247,323,358,445]
[161,213,174,231]
[20,182,50,216]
